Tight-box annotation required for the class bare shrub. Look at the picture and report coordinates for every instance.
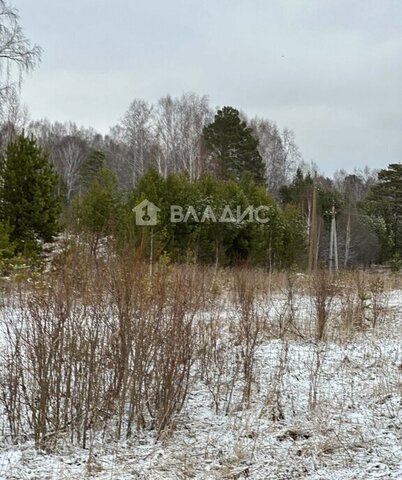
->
[338,275,361,338]
[0,242,204,449]
[310,270,337,342]
[198,310,241,415]
[308,343,327,411]
[368,275,386,328]
[265,340,288,421]
[337,271,383,332]
[233,270,266,408]
[143,266,200,438]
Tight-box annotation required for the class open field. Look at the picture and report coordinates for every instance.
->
[0,248,401,479]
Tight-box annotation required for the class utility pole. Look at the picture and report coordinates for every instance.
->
[329,204,338,274]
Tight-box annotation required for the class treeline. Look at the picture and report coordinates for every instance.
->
[2,93,300,197]
[1,1,401,271]
[0,94,401,271]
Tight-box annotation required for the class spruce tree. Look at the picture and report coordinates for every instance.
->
[368,163,402,256]
[79,150,106,191]
[0,134,60,253]
[203,106,266,185]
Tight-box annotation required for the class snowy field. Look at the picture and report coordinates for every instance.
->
[0,281,400,480]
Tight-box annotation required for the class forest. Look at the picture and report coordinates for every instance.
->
[1,3,401,274]
[1,80,401,272]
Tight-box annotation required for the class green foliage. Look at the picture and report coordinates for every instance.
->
[367,163,402,258]
[203,106,266,185]
[318,189,344,222]
[128,169,195,261]
[279,204,308,269]
[0,134,61,255]
[280,168,314,211]
[192,174,249,264]
[128,169,306,267]
[79,150,106,191]
[0,223,16,274]
[71,167,123,252]
[281,169,343,222]
[389,253,402,273]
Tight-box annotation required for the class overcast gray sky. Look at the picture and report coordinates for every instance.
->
[17,0,402,175]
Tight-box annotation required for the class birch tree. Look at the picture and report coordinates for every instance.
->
[250,118,300,197]
[120,99,153,185]
[153,93,211,179]
[0,0,41,116]
[54,135,88,202]
[175,92,211,180]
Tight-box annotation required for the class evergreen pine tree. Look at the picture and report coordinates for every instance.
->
[203,106,266,185]
[368,163,402,256]
[0,134,60,253]
[79,150,106,191]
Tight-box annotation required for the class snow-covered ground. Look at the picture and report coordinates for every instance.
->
[0,287,400,479]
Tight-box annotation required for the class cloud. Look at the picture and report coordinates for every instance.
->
[17,0,402,174]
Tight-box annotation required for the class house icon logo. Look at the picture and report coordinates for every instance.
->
[132,199,160,226]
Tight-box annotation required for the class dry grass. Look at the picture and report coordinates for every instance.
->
[0,240,399,456]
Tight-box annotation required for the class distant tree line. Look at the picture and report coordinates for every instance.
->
[0,101,400,271]
[0,2,400,270]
